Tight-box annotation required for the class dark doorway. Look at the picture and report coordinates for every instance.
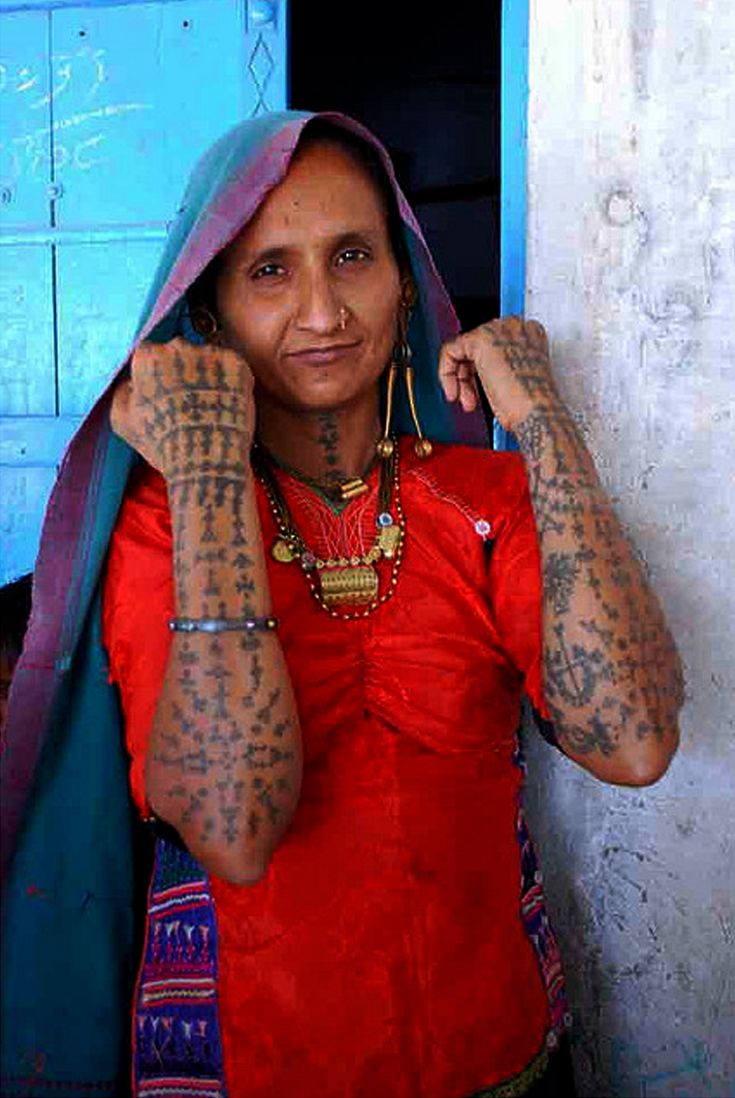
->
[288,1,501,332]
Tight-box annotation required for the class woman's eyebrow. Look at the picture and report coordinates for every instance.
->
[241,228,384,271]
[246,245,290,269]
[330,229,381,249]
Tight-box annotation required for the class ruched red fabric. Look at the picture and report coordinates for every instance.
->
[102,439,555,1098]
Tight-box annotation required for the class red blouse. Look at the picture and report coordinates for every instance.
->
[102,439,559,1098]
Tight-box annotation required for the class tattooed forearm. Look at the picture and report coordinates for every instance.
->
[141,349,302,883]
[146,474,302,881]
[516,404,683,783]
[544,551,581,616]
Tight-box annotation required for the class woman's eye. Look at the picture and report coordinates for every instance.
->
[252,263,285,280]
[336,248,370,267]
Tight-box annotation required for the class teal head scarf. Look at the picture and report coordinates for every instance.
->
[1,111,488,1095]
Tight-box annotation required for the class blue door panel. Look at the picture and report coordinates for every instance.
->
[0,9,52,229]
[246,0,287,115]
[0,415,80,585]
[0,464,57,586]
[52,1,265,228]
[56,238,164,414]
[0,414,79,467]
[0,243,55,414]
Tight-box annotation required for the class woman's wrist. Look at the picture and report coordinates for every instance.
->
[169,473,270,618]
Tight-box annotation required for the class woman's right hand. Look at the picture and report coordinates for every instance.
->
[110,337,255,481]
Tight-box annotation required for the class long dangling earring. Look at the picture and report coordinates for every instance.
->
[377,291,432,460]
[402,342,433,458]
[376,360,399,459]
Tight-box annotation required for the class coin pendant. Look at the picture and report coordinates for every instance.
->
[377,523,401,559]
[272,538,296,563]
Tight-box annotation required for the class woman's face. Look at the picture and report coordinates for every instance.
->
[214,139,403,414]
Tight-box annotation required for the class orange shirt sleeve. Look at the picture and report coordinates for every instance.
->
[102,462,175,816]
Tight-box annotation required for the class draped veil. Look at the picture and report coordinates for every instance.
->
[0,110,488,1095]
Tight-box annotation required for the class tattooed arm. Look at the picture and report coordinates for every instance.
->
[439,317,684,786]
[111,338,302,883]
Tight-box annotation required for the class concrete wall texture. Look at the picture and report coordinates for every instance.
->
[522,2,735,1096]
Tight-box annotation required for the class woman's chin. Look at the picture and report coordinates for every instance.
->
[273,374,378,415]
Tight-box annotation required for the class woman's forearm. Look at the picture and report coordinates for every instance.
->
[515,404,684,785]
[145,468,302,884]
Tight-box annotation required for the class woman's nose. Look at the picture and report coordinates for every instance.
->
[295,270,342,333]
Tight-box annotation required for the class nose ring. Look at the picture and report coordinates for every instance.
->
[338,306,348,332]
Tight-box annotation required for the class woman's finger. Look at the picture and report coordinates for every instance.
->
[109,378,132,439]
[525,318,548,351]
[439,363,460,403]
[437,342,458,401]
[438,333,478,402]
[456,361,479,412]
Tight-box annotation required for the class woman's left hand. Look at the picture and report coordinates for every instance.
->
[438,315,565,432]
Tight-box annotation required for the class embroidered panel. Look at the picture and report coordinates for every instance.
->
[133,837,227,1098]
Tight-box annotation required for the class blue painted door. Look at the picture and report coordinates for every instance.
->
[0,0,288,585]
[496,0,528,451]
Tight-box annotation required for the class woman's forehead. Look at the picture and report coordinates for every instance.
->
[224,142,391,259]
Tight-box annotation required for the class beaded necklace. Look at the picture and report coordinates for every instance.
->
[252,443,405,620]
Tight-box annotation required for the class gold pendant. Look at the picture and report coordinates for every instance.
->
[272,537,297,563]
[377,523,401,559]
[339,477,370,501]
[319,565,379,606]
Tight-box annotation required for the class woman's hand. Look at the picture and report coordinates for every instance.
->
[110,336,255,480]
[438,315,564,432]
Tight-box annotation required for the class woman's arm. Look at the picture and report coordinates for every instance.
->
[111,338,302,882]
[514,400,683,783]
[439,317,684,785]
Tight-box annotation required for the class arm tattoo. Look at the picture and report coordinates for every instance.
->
[144,351,300,857]
[516,404,683,761]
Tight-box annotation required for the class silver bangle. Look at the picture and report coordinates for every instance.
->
[168,616,278,634]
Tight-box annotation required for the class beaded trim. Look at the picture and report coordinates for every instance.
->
[407,465,493,541]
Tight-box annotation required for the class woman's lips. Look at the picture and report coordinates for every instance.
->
[285,341,361,366]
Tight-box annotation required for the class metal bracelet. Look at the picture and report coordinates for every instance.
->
[168,616,278,634]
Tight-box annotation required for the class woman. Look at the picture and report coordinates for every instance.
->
[1,112,683,1098]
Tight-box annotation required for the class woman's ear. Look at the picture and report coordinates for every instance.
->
[400,277,417,311]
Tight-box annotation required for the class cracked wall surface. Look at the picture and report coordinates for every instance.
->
[522,2,735,1096]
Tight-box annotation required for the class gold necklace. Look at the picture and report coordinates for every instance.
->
[252,443,405,619]
[256,452,375,509]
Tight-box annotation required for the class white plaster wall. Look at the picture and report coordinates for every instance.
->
[523,2,735,1096]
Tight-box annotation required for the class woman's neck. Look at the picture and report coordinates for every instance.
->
[254,389,382,487]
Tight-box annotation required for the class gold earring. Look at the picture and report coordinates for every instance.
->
[384,304,432,460]
[191,306,221,342]
[376,361,398,459]
[376,303,407,459]
[376,323,433,460]
[403,351,433,459]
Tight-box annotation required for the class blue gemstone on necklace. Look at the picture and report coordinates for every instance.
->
[377,511,394,528]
